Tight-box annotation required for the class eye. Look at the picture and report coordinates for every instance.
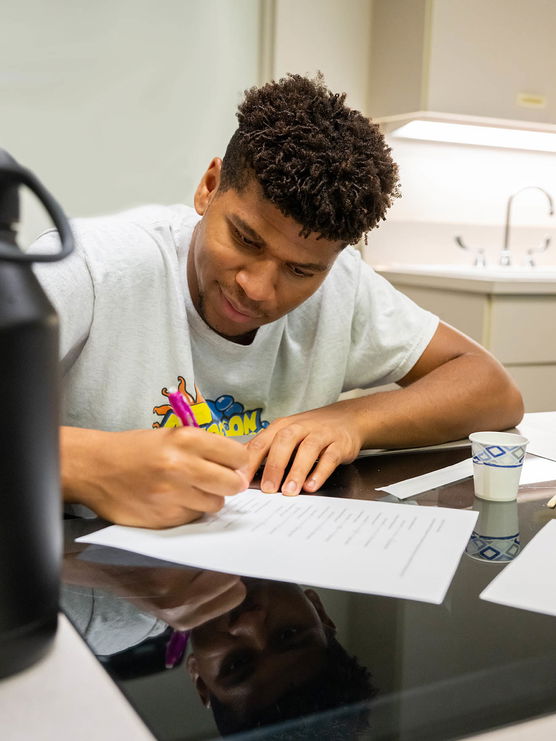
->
[288,264,313,279]
[278,626,299,642]
[231,225,259,249]
[221,650,251,676]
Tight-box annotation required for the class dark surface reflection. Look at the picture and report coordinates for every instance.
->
[62,539,376,737]
[465,498,520,563]
[186,579,375,736]
[62,449,556,740]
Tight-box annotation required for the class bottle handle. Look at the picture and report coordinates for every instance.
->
[0,164,74,262]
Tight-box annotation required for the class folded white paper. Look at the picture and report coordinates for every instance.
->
[376,459,473,499]
[480,520,556,617]
[77,491,478,605]
[376,455,556,500]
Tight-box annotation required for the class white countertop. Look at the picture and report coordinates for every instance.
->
[0,614,154,741]
[375,264,556,295]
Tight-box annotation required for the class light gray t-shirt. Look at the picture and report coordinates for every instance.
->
[33,204,438,437]
[61,586,167,656]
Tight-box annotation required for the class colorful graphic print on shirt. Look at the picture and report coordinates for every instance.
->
[152,376,269,436]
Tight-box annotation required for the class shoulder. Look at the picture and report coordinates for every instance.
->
[33,204,199,266]
[324,245,390,299]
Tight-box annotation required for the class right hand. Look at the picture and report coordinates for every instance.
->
[63,552,247,631]
[61,426,250,528]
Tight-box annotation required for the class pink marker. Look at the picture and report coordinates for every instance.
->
[168,388,199,428]
[168,387,250,491]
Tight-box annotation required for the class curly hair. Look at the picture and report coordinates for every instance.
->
[209,634,377,736]
[219,73,400,245]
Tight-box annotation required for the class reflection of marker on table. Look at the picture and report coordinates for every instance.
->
[547,494,556,509]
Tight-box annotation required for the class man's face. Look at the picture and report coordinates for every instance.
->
[188,158,344,343]
[186,580,334,715]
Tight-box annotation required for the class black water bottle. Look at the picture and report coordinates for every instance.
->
[0,150,74,678]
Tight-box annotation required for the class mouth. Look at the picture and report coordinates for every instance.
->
[219,286,263,324]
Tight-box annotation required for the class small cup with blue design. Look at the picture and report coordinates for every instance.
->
[469,431,529,502]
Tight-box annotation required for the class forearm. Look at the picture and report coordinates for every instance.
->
[60,426,104,506]
[350,351,524,450]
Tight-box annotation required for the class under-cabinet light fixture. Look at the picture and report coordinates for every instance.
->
[378,112,556,153]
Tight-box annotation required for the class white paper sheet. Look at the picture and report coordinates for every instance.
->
[517,415,556,463]
[77,490,478,605]
[375,455,556,500]
[520,455,556,486]
[480,520,556,617]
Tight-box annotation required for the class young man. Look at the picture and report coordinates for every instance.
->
[35,74,523,528]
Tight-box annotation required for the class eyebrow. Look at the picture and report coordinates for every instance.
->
[229,214,331,273]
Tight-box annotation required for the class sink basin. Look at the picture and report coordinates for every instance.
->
[377,264,556,281]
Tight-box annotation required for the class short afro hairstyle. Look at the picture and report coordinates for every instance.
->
[219,73,400,245]
[209,634,377,736]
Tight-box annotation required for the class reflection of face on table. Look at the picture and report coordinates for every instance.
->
[63,518,377,734]
[187,580,333,712]
[186,578,375,735]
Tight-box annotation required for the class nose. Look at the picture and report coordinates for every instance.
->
[235,260,277,304]
[228,607,268,649]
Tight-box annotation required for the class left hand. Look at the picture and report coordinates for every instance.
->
[245,403,363,496]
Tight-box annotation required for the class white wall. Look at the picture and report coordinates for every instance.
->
[272,0,372,112]
[1,0,261,244]
[8,0,555,268]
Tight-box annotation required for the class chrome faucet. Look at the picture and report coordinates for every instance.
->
[501,186,554,266]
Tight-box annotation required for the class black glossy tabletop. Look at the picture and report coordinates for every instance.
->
[62,448,556,740]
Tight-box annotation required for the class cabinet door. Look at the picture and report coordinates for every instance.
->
[370,0,556,123]
[489,295,556,363]
[505,365,556,413]
[427,0,556,122]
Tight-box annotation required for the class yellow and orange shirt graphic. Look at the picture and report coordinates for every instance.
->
[153,376,268,437]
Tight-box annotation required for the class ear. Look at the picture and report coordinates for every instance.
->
[186,654,212,709]
[304,588,337,634]
[194,157,223,216]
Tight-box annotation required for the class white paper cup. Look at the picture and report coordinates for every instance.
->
[469,431,528,502]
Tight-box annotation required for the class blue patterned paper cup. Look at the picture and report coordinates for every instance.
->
[469,431,528,502]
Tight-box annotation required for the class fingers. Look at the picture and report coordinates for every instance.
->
[175,427,250,470]
[178,428,251,491]
[245,431,272,482]
[160,428,250,501]
[167,578,246,630]
[186,571,245,605]
[182,571,247,622]
[248,420,357,497]
[255,423,333,495]
[191,579,246,626]
[300,445,342,493]
[179,458,249,498]
[246,423,301,493]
